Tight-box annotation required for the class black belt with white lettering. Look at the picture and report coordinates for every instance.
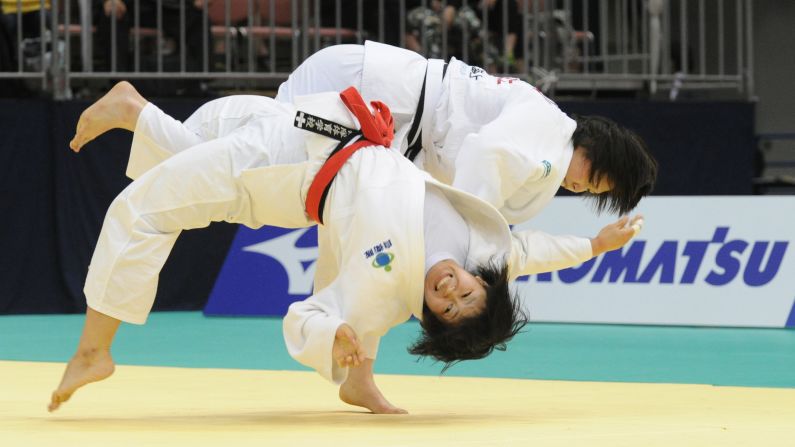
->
[404,62,448,162]
[293,110,362,224]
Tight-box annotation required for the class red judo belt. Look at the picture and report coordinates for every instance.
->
[303,86,394,224]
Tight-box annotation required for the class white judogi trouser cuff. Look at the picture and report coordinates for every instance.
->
[127,103,205,180]
[86,135,250,325]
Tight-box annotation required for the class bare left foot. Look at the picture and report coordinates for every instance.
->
[48,348,115,412]
[69,81,147,152]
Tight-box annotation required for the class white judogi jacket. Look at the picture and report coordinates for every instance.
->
[97,92,512,385]
[282,41,593,276]
[278,93,512,384]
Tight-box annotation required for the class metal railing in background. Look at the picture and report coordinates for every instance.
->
[0,0,53,90]
[0,0,754,100]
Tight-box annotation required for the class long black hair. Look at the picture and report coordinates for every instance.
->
[572,115,658,215]
[408,259,528,372]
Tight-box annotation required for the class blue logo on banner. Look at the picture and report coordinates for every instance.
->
[204,226,318,316]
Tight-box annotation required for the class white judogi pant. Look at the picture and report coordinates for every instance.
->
[86,98,309,324]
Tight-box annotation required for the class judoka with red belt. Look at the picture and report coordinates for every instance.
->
[49,85,530,415]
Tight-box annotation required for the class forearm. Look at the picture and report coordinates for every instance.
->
[509,229,592,278]
[590,236,607,257]
[283,301,347,384]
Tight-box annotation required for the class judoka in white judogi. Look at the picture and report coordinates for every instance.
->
[275,41,652,274]
[50,81,642,414]
[84,87,522,387]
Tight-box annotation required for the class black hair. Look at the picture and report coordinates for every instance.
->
[408,259,528,372]
[571,115,658,215]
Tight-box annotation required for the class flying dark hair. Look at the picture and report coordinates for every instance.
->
[571,115,658,215]
[408,259,528,372]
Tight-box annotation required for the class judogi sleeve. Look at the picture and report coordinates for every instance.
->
[283,133,423,382]
[451,123,541,212]
[450,88,573,214]
[283,257,392,386]
[508,229,593,279]
[127,103,207,179]
[283,291,347,384]
[283,260,402,385]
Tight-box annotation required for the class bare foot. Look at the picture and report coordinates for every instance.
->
[70,81,148,152]
[48,348,115,412]
[339,374,407,414]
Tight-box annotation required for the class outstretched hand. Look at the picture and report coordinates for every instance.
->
[333,324,365,368]
[590,215,644,257]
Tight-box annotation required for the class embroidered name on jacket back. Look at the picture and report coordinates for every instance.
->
[294,111,357,140]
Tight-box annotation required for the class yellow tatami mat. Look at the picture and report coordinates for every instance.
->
[2,361,794,446]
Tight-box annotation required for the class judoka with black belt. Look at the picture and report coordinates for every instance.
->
[275,41,656,270]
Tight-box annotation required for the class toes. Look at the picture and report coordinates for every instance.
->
[48,391,65,412]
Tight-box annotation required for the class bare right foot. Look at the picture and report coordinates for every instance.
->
[70,81,148,152]
[48,348,115,412]
[339,373,408,414]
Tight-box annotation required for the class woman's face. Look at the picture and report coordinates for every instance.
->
[424,259,487,325]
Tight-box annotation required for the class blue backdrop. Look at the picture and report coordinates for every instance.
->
[0,97,754,316]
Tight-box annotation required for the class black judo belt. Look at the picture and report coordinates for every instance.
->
[404,62,448,162]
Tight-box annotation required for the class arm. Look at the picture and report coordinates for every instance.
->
[509,228,592,279]
[452,131,542,212]
[452,87,574,215]
[282,263,395,384]
[283,295,348,384]
[339,358,408,414]
[284,287,405,413]
[509,215,644,279]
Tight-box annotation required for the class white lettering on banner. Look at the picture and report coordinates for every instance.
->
[243,228,317,295]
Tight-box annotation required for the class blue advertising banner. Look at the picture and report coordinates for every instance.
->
[205,197,795,328]
[203,226,317,316]
[513,197,795,328]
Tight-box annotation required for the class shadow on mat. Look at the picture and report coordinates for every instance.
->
[45,410,529,428]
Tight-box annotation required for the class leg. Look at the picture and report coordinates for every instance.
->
[71,81,273,158]
[126,95,282,179]
[51,134,257,410]
[86,132,263,326]
[70,81,147,152]
[48,307,120,412]
[339,359,407,414]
